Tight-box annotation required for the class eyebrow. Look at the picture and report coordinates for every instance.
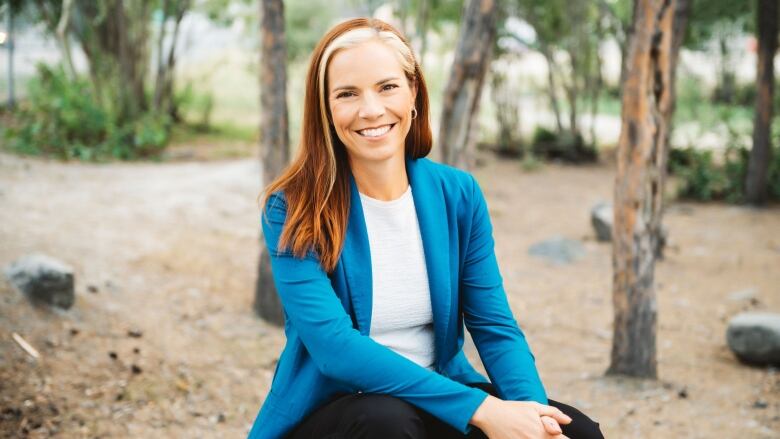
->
[331,77,401,94]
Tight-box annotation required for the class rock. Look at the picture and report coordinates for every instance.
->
[726,312,780,366]
[590,202,613,242]
[3,253,75,309]
[528,236,585,265]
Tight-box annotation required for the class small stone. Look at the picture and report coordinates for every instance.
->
[69,328,79,336]
[528,236,585,265]
[133,347,140,354]
[108,351,118,360]
[677,388,688,399]
[726,312,780,366]
[3,253,75,309]
[752,399,768,409]
[131,364,142,374]
[127,329,143,338]
[87,284,99,293]
[590,202,613,242]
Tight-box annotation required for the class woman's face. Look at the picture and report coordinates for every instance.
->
[327,40,417,167]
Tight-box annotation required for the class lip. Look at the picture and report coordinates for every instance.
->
[354,123,396,140]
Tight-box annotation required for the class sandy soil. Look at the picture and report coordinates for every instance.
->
[0,149,778,438]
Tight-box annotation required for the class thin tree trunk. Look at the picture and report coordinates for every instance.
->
[745,0,778,205]
[541,46,564,134]
[609,0,687,378]
[162,2,187,121]
[438,0,498,169]
[415,0,430,66]
[153,0,171,112]
[56,0,77,80]
[255,0,290,326]
[6,4,14,108]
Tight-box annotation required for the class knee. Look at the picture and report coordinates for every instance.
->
[344,394,425,438]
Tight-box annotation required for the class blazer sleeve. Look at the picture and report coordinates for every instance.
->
[261,192,489,433]
[461,175,549,404]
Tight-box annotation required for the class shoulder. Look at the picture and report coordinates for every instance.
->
[413,158,483,212]
[261,190,288,226]
[413,157,479,198]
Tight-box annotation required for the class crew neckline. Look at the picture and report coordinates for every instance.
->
[358,184,412,208]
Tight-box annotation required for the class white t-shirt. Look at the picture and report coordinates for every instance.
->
[359,185,436,371]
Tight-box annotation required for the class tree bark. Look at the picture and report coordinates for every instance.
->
[6,3,14,109]
[415,0,430,66]
[745,0,778,205]
[255,0,290,327]
[56,0,77,80]
[540,45,564,134]
[438,0,498,169]
[609,0,688,378]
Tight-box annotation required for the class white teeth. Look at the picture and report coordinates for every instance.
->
[358,124,392,137]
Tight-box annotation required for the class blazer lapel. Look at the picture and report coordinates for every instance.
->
[406,157,452,369]
[340,157,453,368]
[342,171,373,336]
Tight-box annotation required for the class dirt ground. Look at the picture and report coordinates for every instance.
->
[0,147,778,438]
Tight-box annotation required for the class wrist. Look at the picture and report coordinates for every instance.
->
[469,394,495,428]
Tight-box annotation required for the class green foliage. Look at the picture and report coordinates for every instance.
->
[670,143,780,204]
[3,64,170,161]
[530,126,597,163]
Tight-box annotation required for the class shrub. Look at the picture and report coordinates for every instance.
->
[3,64,170,161]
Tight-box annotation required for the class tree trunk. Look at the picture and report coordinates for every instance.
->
[438,0,498,169]
[541,46,564,134]
[255,0,290,327]
[415,0,430,66]
[56,0,77,80]
[153,0,171,112]
[6,3,14,108]
[745,0,778,205]
[608,0,688,378]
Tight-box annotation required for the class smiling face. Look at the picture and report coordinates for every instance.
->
[327,39,417,168]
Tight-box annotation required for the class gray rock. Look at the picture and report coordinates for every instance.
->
[528,236,585,265]
[726,312,780,366]
[3,253,75,309]
[590,202,613,242]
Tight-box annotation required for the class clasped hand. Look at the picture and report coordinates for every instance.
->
[470,395,573,439]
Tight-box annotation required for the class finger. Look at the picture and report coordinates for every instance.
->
[536,405,573,425]
[540,416,562,435]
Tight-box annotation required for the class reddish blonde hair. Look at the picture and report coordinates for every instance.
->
[259,18,433,273]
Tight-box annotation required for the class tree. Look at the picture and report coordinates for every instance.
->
[609,0,689,378]
[254,0,289,326]
[438,0,498,169]
[745,0,778,205]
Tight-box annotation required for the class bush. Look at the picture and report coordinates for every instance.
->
[530,126,597,163]
[3,64,170,161]
[669,144,780,203]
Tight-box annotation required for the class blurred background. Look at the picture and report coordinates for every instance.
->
[0,0,778,438]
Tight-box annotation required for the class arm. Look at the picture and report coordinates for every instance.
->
[461,176,548,404]
[261,193,489,433]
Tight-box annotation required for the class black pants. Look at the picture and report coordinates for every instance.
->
[286,382,604,439]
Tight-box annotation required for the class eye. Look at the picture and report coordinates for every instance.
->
[336,91,356,99]
[381,83,399,92]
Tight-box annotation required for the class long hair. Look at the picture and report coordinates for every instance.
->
[258,18,432,273]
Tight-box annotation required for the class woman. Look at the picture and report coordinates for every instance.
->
[249,18,604,439]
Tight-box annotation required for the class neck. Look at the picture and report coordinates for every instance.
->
[349,153,408,201]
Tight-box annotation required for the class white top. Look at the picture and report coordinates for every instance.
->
[359,185,436,371]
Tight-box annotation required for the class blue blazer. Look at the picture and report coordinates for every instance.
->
[248,156,547,439]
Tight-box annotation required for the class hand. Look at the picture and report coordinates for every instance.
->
[470,395,572,439]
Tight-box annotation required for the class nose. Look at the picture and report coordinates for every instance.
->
[358,92,384,120]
